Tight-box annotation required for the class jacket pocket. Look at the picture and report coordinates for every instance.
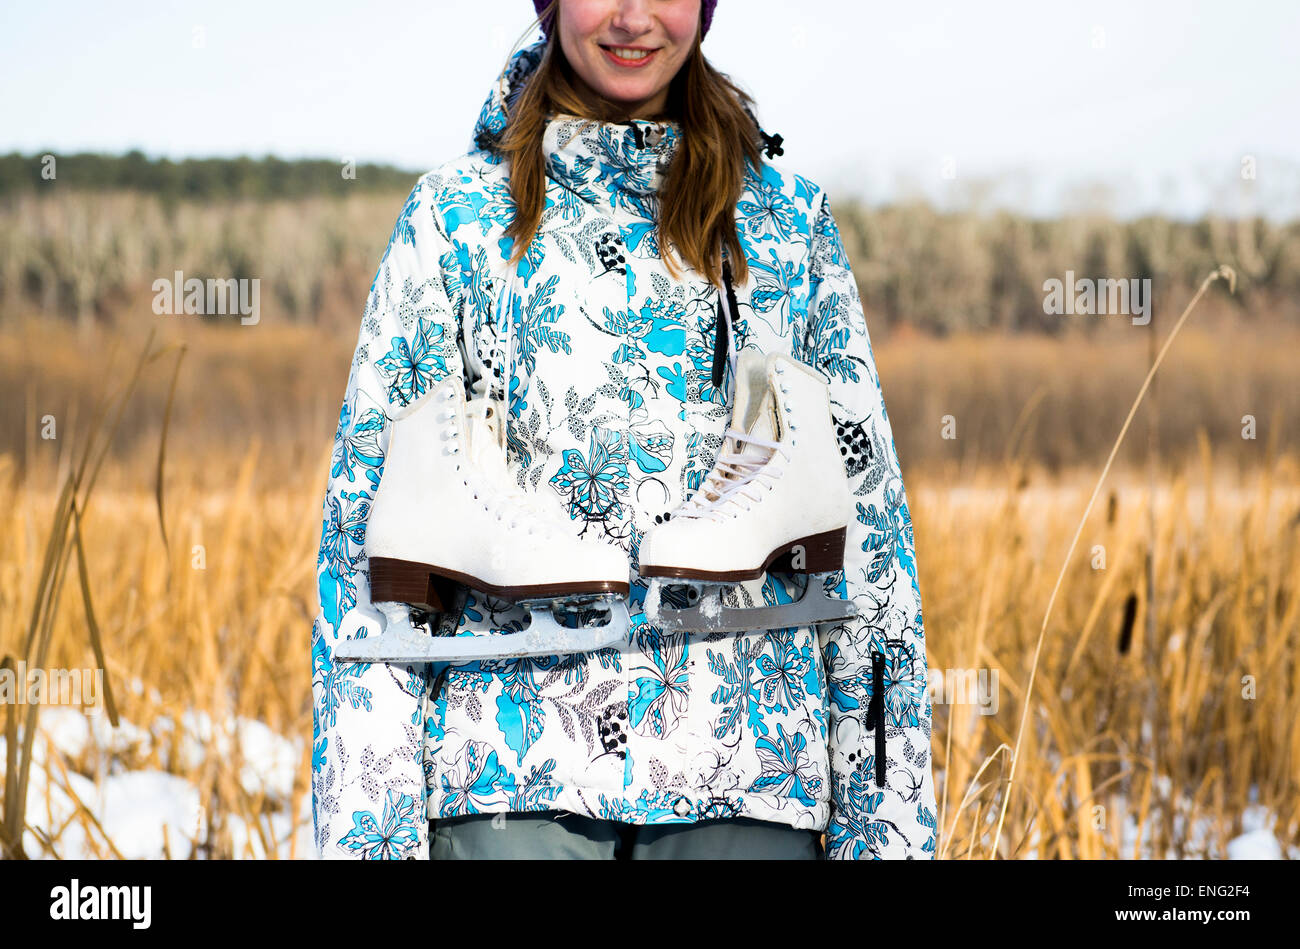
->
[863,650,886,788]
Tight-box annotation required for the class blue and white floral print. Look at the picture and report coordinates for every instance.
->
[311,38,937,859]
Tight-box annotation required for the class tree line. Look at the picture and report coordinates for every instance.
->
[0,151,417,200]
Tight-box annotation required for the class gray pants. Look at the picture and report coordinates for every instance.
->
[430,812,823,860]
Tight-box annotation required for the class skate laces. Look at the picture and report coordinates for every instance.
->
[469,465,571,537]
[472,450,571,536]
[455,396,568,537]
[677,428,789,522]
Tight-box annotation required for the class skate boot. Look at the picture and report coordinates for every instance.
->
[332,373,631,664]
[639,349,856,633]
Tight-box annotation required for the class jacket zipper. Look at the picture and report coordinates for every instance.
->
[863,651,886,788]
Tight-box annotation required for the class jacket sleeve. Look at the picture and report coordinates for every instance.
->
[803,191,938,859]
[310,174,469,859]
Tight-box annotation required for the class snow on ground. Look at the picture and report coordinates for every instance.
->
[5,708,1294,859]
[149,710,301,799]
[0,707,314,859]
[95,771,202,859]
[1114,795,1293,860]
[1227,829,1283,860]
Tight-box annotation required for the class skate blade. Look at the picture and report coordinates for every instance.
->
[332,598,630,663]
[647,573,856,633]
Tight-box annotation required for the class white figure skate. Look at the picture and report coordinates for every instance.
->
[639,349,856,633]
[332,373,631,664]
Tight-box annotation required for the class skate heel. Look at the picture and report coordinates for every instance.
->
[768,527,845,574]
[369,557,452,612]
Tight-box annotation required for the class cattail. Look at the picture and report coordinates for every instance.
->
[1117,591,1138,655]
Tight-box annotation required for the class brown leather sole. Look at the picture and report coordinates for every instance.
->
[639,526,846,582]
[369,556,629,611]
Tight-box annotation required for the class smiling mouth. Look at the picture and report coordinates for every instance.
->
[600,44,661,65]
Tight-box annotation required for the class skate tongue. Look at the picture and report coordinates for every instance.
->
[690,390,780,507]
[464,397,568,524]
[464,399,505,466]
[747,388,779,443]
[464,401,515,496]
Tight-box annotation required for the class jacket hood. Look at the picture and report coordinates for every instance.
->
[469,38,780,226]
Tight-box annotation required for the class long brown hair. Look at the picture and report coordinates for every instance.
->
[498,1,763,288]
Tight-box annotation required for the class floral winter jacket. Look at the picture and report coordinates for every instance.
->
[311,37,937,860]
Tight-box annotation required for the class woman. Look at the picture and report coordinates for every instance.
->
[311,0,936,860]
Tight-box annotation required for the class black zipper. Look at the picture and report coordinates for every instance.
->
[711,258,738,392]
[863,651,886,788]
[429,664,448,704]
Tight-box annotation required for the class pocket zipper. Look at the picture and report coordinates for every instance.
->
[863,650,886,788]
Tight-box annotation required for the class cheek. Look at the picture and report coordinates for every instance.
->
[561,0,609,38]
[659,1,702,43]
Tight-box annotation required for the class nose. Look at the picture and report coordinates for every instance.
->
[609,0,654,36]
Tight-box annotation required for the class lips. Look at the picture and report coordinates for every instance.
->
[600,44,660,68]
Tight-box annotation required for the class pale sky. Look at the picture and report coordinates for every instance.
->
[3,0,1297,218]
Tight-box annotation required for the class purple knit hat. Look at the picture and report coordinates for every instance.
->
[532,1,717,39]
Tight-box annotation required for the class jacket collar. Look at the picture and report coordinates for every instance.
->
[471,39,681,222]
[542,113,681,221]
[470,39,777,224]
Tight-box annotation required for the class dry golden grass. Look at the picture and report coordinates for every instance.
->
[1,269,1296,857]
[921,457,1300,858]
[0,454,323,858]
[1,442,1295,858]
[3,316,1297,485]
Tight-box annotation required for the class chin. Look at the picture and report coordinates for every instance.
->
[596,84,656,106]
